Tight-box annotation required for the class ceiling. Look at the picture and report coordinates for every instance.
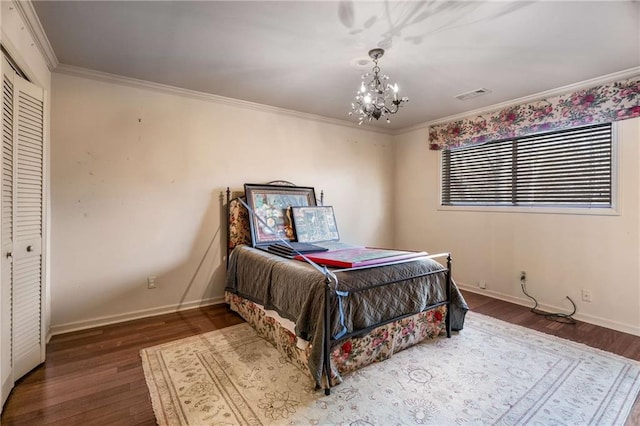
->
[32,1,640,131]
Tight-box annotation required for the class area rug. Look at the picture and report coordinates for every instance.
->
[140,311,640,425]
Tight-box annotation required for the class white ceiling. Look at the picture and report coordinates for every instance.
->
[32,1,640,131]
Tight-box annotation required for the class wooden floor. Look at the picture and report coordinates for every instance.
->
[2,290,640,425]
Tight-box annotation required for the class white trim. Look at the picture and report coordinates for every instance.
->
[611,120,622,214]
[1,373,12,410]
[53,64,394,136]
[397,66,640,136]
[437,205,619,216]
[48,296,227,336]
[53,63,640,138]
[41,87,51,358]
[10,0,58,71]
[457,282,640,337]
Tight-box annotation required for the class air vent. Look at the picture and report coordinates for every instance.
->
[455,88,491,101]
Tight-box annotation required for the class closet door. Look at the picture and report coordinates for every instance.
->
[11,67,44,380]
[0,59,15,407]
[0,58,44,391]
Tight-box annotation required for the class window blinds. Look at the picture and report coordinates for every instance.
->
[442,123,612,207]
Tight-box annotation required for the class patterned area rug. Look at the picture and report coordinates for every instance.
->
[141,312,640,425]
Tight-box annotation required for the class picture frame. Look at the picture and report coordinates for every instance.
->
[244,183,317,246]
[291,206,340,243]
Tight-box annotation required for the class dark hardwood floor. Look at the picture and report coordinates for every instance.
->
[1,290,639,425]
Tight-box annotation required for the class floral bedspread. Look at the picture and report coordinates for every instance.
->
[225,245,468,386]
[225,292,449,388]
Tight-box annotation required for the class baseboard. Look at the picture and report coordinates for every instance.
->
[457,283,640,337]
[47,287,640,338]
[1,373,13,413]
[49,296,226,336]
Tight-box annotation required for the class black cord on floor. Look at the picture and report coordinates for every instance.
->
[521,278,577,324]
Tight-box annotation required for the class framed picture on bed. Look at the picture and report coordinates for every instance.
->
[244,183,317,247]
[291,206,340,243]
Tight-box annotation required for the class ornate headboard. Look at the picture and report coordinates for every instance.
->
[225,181,323,265]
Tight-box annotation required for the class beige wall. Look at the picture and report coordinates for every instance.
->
[394,118,640,335]
[50,66,640,338]
[50,72,395,332]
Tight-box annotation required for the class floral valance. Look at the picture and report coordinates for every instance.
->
[428,75,640,150]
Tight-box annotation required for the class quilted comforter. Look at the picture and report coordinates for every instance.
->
[225,245,468,383]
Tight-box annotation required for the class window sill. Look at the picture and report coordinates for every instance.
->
[437,204,620,216]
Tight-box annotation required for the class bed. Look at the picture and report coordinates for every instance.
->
[224,184,468,394]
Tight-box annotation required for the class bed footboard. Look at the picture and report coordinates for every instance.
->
[321,252,453,394]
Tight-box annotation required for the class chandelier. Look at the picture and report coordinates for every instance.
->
[350,48,409,125]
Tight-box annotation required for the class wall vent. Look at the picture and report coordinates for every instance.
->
[455,88,491,101]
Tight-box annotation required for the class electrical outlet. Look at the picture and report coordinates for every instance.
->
[581,289,592,303]
[147,276,156,289]
[479,280,487,289]
[520,270,526,281]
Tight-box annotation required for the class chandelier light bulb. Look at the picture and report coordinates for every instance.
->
[350,48,408,125]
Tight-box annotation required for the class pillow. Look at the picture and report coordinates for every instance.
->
[228,196,251,251]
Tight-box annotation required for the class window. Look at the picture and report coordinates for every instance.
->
[441,123,613,209]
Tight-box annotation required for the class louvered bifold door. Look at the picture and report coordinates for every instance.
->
[9,66,44,380]
[0,59,15,406]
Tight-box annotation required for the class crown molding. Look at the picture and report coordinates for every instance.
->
[395,66,640,136]
[12,0,59,71]
[54,64,394,136]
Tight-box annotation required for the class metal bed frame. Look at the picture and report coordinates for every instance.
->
[321,254,452,395]
[225,185,452,395]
